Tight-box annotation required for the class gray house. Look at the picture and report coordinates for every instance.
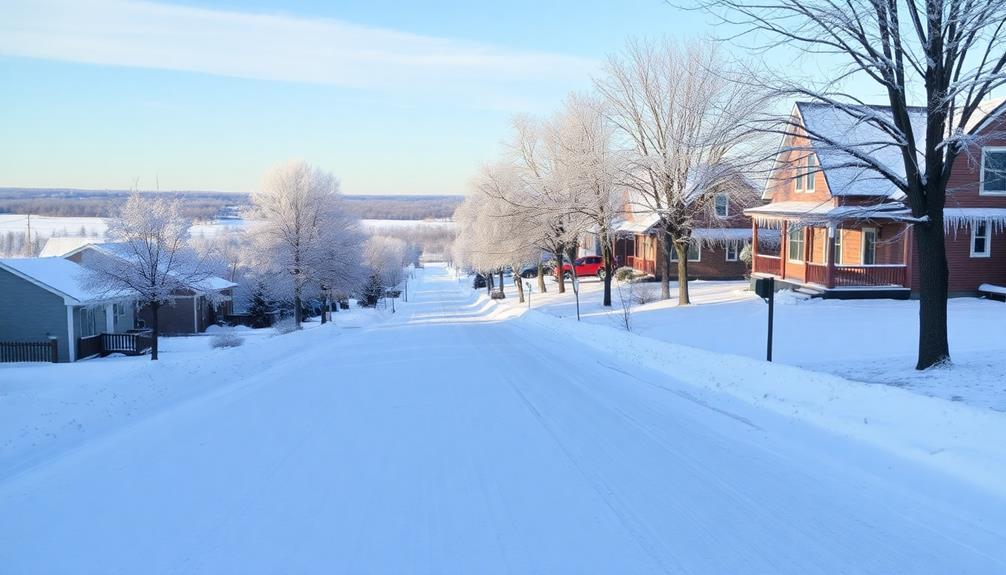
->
[0,258,138,362]
[55,242,237,335]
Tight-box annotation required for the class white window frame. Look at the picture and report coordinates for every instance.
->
[787,226,805,263]
[971,221,991,257]
[832,228,843,265]
[794,158,804,192]
[980,147,1006,196]
[669,240,701,263]
[725,242,739,262]
[806,155,816,192]
[862,227,877,265]
[714,193,729,218]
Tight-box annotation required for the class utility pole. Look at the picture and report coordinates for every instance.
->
[25,213,32,257]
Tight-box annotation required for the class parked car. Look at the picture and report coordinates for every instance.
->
[555,256,606,279]
[518,265,540,279]
[472,274,488,289]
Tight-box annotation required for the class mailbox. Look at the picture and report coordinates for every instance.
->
[754,276,775,299]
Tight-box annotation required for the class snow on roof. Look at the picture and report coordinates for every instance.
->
[795,102,927,198]
[613,213,660,234]
[76,242,236,292]
[691,228,753,241]
[0,257,118,303]
[746,200,911,226]
[39,237,98,258]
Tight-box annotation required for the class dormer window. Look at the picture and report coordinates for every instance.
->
[982,148,1006,195]
[714,193,729,217]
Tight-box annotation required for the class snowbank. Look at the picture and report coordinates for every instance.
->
[458,286,1006,497]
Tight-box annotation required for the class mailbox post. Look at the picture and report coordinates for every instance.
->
[754,277,775,362]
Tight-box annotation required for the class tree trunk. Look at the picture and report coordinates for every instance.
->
[554,247,566,293]
[320,295,327,324]
[659,230,672,300]
[498,269,505,294]
[294,284,303,328]
[675,241,691,305]
[537,262,546,293]
[914,221,950,369]
[601,233,614,307]
[150,301,160,361]
[514,271,525,303]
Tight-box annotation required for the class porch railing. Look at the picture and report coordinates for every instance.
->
[0,338,58,363]
[833,265,906,287]
[806,263,828,286]
[77,331,153,360]
[753,254,781,274]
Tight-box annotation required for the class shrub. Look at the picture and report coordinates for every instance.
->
[273,317,299,334]
[633,284,659,305]
[614,266,637,282]
[210,333,244,349]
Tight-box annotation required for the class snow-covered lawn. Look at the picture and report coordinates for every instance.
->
[499,274,1006,411]
[2,264,1005,573]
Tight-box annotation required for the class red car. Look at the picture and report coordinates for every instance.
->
[556,255,606,279]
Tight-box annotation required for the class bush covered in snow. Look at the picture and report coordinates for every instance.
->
[633,284,660,305]
[210,333,244,349]
[615,266,638,282]
[273,317,299,334]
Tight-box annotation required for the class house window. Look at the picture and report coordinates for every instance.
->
[787,226,805,262]
[714,193,729,217]
[833,228,843,265]
[971,221,991,257]
[670,241,701,262]
[806,155,817,191]
[794,159,804,192]
[113,303,127,329]
[725,242,739,261]
[982,149,1006,195]
[862,228,877,265]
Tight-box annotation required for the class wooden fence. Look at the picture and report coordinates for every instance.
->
[77,331,153,360]
[0,339,59,363]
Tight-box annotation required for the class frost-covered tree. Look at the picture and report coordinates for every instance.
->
[552,94,625,306]
[81,192,213,360]
[365,235,408,296]
[594,39,765,304]
[250,161,350,328]
[696,0,1006,368]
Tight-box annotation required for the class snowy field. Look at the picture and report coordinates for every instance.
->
[502,275,1006,411]
[0,214,453,242]
[2,264,1005,573]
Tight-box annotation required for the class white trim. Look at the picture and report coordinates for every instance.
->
[861,227,877,265]
[193,295,200,333]
[105,303,115,333]
[833,228,844,265]
[65,305,75,362]
[980,147,1006,196]
[970,221,992,258]
[725,242,739,262]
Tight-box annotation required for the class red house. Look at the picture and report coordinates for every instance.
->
[747,100,1006,298]
[613,191,762,280]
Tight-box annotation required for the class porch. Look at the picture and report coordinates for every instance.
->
[77,330,154,360]
[750,215,913,297]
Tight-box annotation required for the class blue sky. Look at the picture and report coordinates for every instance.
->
[0,0,829,195]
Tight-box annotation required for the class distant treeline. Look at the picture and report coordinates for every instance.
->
[341,195,463,220]
[0,189,247,222]
[0,189,462,221]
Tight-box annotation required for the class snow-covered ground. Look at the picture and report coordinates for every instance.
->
[501,275,1006,411]
[0,214,453,242]
[2,264,1005,573]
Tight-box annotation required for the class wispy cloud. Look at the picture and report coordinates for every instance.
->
[0,0,598,108]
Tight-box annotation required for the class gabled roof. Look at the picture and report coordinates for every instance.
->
[39,236,97,258]
[66,242,237,292]
[793,101,928,199]
[0,257,126,304]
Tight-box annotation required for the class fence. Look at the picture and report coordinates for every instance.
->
[0,338,58,363]
[77,331,153,360]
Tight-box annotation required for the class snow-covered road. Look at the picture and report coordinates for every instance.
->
[2,264,1005,574]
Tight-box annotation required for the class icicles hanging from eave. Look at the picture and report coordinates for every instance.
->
[751,216,784,229]
[943,210,1006,237]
